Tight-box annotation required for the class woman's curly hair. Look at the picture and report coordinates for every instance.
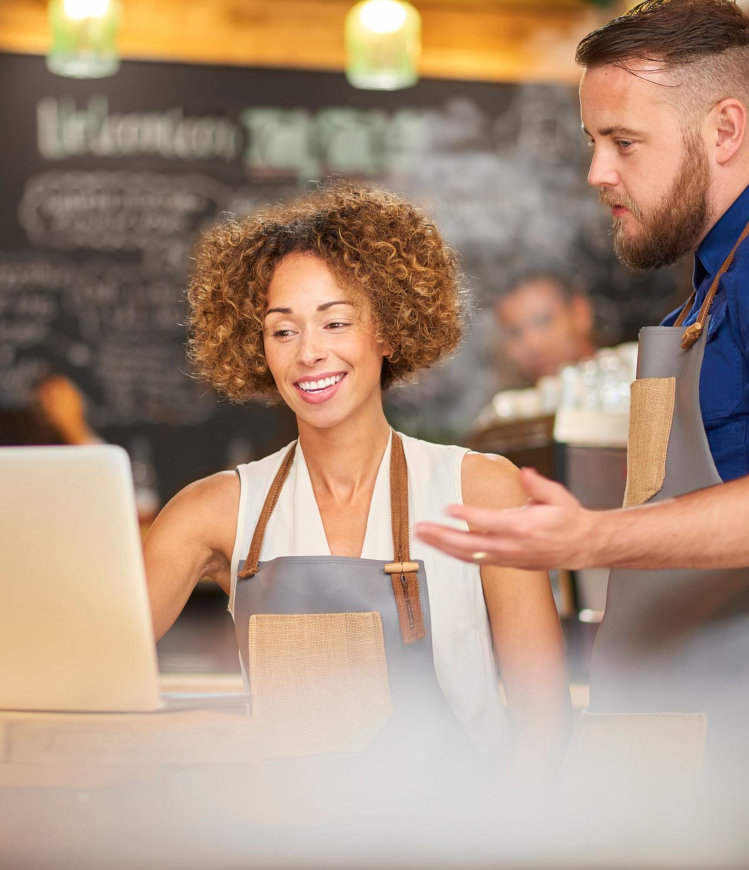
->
[187,182,465,401]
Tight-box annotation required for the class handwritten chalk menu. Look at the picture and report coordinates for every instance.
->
[0,53,679,496]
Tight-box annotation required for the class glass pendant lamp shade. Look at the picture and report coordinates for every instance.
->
[47,0,121,79]
[345,0,421,90]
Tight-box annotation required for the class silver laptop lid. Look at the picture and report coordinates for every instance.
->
[0,444,161,711]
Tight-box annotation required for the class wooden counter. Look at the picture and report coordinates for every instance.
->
[0,672,588,784]
[0,672,427,786]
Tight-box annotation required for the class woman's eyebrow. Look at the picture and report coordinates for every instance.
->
[317,300,352,312]
[264,300,352,318]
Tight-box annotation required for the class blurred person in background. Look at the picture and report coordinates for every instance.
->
[493,270,595,389]
[0,372,99,447]
[472,269,598,437]
[32,373,100,446]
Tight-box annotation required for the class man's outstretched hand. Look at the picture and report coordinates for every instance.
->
[415,467,600,570]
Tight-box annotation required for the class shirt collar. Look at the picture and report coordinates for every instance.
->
[694,185,749,286]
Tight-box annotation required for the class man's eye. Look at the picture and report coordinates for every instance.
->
[616,139,634,150]
[533,313,554,329]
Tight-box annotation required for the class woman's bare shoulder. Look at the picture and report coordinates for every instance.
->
[460,451,529,510]
[170,469,240,510]
[147,470,240,548]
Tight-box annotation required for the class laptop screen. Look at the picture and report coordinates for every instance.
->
[0,445,161,711]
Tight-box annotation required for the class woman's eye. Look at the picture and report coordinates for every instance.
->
[271,328,295,338]
[325,321,350,330]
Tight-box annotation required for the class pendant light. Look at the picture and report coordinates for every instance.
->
[47,0,121,79]
[345,0,421,90]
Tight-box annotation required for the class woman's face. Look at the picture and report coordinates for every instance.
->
[263,252,391,431]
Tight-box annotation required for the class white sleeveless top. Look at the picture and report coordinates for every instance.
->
[229,430,507,757]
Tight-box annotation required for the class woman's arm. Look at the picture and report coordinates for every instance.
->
[142,471,239,640]
[461,454,572,777]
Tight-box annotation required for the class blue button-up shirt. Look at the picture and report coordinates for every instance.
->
[661,185,749,482]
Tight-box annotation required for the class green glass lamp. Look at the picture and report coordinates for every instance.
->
[345,0,421,90]
[47,0,121,79]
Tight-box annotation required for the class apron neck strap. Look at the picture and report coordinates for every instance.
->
[385,432,425,643]
[238,440,297,579]
[237,430,425,644]
[674,218,749,349]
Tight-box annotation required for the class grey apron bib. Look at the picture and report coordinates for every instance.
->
[590,222,749,728]
[233,432,472,757]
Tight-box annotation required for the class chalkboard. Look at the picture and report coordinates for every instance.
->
[0,52,681,501]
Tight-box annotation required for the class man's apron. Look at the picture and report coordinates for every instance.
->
[232,431,471,759]
[590,222,749,731]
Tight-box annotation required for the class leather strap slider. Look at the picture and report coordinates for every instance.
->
[390,570,424,644]
[384,561,419,575]
[680,321,703,350]
[237,561,259,579]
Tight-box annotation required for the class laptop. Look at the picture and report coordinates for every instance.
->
[0,444,246,713]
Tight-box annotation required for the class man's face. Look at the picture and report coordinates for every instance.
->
[495,279,592,383]
[580,62,712,270]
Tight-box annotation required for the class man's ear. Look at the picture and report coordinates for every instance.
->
[710,98,747,165]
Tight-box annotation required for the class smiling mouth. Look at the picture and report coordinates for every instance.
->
[295,373,346,393]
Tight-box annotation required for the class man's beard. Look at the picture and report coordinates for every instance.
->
[601,133,710,271]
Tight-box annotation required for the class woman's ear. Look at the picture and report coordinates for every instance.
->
[381,338,394,358]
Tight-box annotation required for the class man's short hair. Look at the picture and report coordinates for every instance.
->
[497,270,583,306]
[576,0,749,121]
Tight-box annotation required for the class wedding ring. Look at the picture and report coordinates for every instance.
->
[471,551,488,562]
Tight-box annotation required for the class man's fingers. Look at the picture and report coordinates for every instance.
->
[444,501,522,533]
[519,467,577,508]
[414,521,510,561]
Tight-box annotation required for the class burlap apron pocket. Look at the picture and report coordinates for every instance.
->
[248,612,393,754]
[623,376,676,507]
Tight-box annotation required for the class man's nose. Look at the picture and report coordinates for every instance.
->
[587,148,619,189]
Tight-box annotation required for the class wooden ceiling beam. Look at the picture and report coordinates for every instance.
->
[0,0,613,84]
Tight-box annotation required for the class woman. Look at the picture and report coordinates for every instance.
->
[144,183,570,767]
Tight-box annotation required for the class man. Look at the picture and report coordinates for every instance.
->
[493,271,595,386]
[580,0,749,484]
[419,0,749,732]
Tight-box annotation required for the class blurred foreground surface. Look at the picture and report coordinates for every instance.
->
[3,590,747,870]
[1,736,747,870]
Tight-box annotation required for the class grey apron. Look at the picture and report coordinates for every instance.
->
[233,432,472,758]
[590,222,749,729]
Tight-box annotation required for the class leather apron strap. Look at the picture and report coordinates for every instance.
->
[674,218,749,349]
[237,431,426,645]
